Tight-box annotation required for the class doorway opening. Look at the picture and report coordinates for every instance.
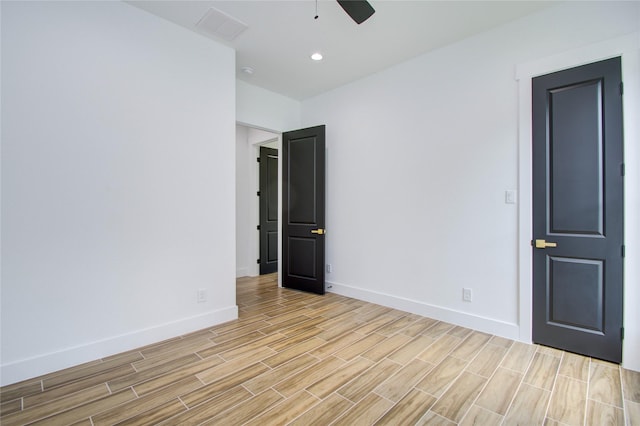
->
[235,124,281,282]
[236,123,328,296]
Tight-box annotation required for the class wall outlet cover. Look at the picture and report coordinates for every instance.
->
[462,288,472,302]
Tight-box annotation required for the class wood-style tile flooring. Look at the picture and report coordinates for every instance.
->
[1,274,639,425]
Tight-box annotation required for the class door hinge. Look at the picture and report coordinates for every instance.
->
[256,225,261,230]
[257,259,261,264]
[622,245,625,257]
[620,82,624,95]
[257,157,261,163]
[621,327,625,340]
[257,191,261,197]
[621,163,625,176]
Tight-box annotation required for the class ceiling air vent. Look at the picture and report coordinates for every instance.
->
[195,7,248,41]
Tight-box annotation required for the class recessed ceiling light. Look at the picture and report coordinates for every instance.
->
[311,52,323,61]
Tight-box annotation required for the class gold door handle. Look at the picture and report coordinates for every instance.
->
[311,229,325,235]
[535,239,557,249]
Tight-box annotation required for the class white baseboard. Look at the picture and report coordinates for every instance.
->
[236,267,260,278]
[0,305,238,386]
[327,280,520,341]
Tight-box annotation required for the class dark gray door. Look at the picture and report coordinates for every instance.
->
[259,146,278,275]
[532,57,624,363]
[282,125,325,295]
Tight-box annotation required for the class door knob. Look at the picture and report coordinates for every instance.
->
[534,239,557,249]
[311,229,325,235]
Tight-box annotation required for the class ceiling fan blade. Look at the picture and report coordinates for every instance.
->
[337,0,375,24]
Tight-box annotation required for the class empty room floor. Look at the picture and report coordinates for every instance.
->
[1,274,639,425]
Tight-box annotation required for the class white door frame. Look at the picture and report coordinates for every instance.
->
[515,33,640,371]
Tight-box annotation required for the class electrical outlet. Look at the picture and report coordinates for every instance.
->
[326,264,333,273]
[197,288,207,303]
[462,288,472,302]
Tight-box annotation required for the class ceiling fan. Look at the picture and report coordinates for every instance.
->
[335,0,376,24]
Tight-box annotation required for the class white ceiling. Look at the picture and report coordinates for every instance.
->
[128,1,556,100]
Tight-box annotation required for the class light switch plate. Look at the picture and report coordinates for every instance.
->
[505,190,517,204]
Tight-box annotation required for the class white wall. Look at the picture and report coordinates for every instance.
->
[1,1,237,385]
[301,1,640,369]
[237,80,301,132]
[236,125,252,277]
